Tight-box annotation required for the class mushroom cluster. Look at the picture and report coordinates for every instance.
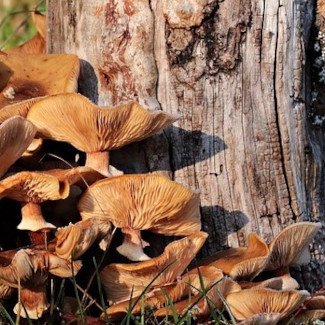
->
[0,10,324,325]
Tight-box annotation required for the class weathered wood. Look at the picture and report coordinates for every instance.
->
[47,0,325,290]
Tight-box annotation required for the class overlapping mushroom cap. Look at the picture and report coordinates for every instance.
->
[266,222,322,271]
[0,115,36,178]
[100,232,208,304]
[200,233,270,280]
[27,93,178,152]
[26,93,178,176]
[226,288,310,321]
[0,53,79,109]
[0,171,70,232]
[78,174,201,260]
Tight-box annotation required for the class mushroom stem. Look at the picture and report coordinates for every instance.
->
[85,151,110,177]
[18,202,56,245]
[117,228,150,261]
[14,285,49,319]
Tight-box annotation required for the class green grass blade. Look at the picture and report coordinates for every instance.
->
[0,302,15,325]
[93,257,109,324]
[121,260,177,325]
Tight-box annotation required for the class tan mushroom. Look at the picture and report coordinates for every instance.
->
[0,171,70,244]
[266,222,322,271]
[154,270,241,321]
[0,115,36,178]
[199,233,270,281]
[100,232,208,305]
[79,174,201,261]
[226,288,310,321]
[26,93,178,176]
[2,248,82,320]
[0,53,79,109]
[55,218,103,260]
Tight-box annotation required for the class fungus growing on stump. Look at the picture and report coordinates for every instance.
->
[27,93,178,176]
[0,115,36,178]
[100,232,208,304]
[199,233,270,281]
[78,174,201,261]
[0,171,70,244]
[0,247,82,319]
[0,53,79,108]
[225,288,310,321]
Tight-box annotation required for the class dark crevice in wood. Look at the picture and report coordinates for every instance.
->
[273,3,297,222]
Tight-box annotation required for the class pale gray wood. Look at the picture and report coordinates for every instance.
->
[47,0,325,290]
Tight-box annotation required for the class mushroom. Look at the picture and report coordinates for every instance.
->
[26,93,179,176]
[103,266,232,321]
[266,222,322,271]
[0,171,70,244]
[5,11,46,54]
[154,270,241,321]
[225,288,310,321]
[0,53,79,109]
[0,248,82,320]
[55,218,103,260]
[78,174,201,261]
[100,232,208,305]
[0,115,36,178]
[199,233,270,281]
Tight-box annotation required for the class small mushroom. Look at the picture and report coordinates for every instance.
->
[26,93,178,176]
[55,218,102,260]
[100,232,208,304]
[199,233,270,281]
[154,270,241,321]
[226,288,310,321]
[0,171,70,244]
[266,222,322,271]
[0,115,36,178]
[78,174,201,261]
[0,53,79,109]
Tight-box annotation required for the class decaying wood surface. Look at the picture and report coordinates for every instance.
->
[47,0,325,290]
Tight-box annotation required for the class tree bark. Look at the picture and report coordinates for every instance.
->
[47,0,325,291]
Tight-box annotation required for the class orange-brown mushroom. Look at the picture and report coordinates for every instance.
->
[199,233,270,281]
[79,174,201,261]
[0,171,70,244]
[100,232,208,304]
[226,288,310,321]
[27,93,178,176]
[0,53,79,109]
[0,115,36,178]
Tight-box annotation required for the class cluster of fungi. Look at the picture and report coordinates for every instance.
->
[0,10,324,325]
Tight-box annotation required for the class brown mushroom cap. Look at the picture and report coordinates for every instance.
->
[43,166,104,189]
[199,233,269,281]
[55,218,101,260]
[0,171,69,203]
[0,96,46,124]
[27,93,178,152]
[266,222,322,270]
[0,54,79,108]
[226,288,310,321]
[280,309,325,325]
[79,174,201,260]
[100,232,208,304]
[79,174,200,236]
[0,116,36,178]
